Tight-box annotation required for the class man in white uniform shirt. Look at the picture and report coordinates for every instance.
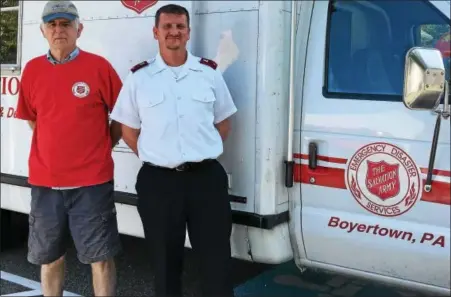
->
[110,4,237,297]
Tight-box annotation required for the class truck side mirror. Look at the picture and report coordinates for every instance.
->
[403,47,446,110]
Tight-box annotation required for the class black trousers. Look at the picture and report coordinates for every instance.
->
[135,159,233,297]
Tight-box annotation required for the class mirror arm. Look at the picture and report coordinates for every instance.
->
[425,82,450,192]
[442,80,450,119]
[424,112,441,193]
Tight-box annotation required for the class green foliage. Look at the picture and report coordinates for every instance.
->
[420,24,450,47]
[0,0,19,64]
[1,0,19,8]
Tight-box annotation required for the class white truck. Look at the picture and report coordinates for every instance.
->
[1,0,450,295]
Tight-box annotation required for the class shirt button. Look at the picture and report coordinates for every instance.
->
[179,115,184,118]
[177,97,181,100]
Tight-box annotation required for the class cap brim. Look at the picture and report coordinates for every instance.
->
[43,12,76,23]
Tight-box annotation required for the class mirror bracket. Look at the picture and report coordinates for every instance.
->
[403,47,450,193]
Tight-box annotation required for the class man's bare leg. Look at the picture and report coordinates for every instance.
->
[91,258,117,296]
[41,255,65,296]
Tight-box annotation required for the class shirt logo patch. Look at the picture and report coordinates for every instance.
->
[72,82,90,98]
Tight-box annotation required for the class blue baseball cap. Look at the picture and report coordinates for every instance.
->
[42,1,79,23]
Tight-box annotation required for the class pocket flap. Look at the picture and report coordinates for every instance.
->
[146,94,165,107]
[192,95,215,103]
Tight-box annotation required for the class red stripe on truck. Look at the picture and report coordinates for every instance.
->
[294,153,348,164]
[421,181,451,205]
[295,164,347,189]
[420,167,451,177]
[295,153,450,177]
[293,154,450,206]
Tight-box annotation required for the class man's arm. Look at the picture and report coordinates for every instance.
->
[101,60,125,148]
[110,120,122,148]
[213,68,237,140]
[215,118,231,141]
[121,124,140,156]
[109,71,142,156]
[15,63,37,125]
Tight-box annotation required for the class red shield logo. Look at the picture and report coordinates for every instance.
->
[76,86,85,94]
[121,0,158,14]
[365,160,400,201]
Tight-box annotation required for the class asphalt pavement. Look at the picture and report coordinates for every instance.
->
[0,211,433,297]
[0,211,270,296]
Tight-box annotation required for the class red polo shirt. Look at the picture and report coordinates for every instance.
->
[16,49,123,187]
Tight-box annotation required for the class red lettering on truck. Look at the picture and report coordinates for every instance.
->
[328,216,446,248]
[0,76,19,96]
[0,106,17,118]
[7,107,17,118]
[420,232,446,248]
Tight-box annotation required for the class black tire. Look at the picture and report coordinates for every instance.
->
[0,209,13,252]
[1,210,28,252]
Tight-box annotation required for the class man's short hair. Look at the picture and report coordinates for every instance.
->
[155,4,190,27]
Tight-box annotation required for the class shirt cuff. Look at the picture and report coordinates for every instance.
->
[110,113,141,129]
[214,107,237,124]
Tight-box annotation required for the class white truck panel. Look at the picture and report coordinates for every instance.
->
[193,1,259,14]
[253,1,292,214]
[192,8,260,213]
[0,92,31,177]
[22,1,193,23]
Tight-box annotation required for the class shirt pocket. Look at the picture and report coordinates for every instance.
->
[137,89,165,109]
[137,90,169,136]
[191,94,215,104]
[145,94,165,108]
[187,91,216,126]
[190,90,216,112]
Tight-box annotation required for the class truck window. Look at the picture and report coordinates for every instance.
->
[419,24,450,81]
[324,0,450,101]
[0,0,22,74]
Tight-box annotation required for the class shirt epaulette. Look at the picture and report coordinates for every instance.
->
[199,58,218,70]
[131,61,149,73]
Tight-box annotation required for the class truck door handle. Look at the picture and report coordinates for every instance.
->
[308,142,318,169]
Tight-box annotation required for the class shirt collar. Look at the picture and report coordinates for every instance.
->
[153,51,202,73]
[46,47,80,65]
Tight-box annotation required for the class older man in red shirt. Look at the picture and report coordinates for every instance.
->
[15,1,123,296]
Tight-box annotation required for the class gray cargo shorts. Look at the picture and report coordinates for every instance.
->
[27,180,122,265]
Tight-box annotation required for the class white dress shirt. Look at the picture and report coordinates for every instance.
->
[110,51,237,168]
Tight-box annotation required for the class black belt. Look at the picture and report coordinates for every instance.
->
[143,159,215,172]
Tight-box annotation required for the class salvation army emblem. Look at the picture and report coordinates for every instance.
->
[366,160,400,200]
[72,82,90,98]
[346,142,421,217]
[121,0,158,14]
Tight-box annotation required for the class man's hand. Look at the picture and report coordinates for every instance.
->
[110,120,122,148]
[215,118,231,141]
[121,124,140,156]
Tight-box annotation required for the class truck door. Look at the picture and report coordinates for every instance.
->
[299,0,450,289]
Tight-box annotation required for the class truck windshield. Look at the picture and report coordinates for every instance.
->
[327,0,450,101]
